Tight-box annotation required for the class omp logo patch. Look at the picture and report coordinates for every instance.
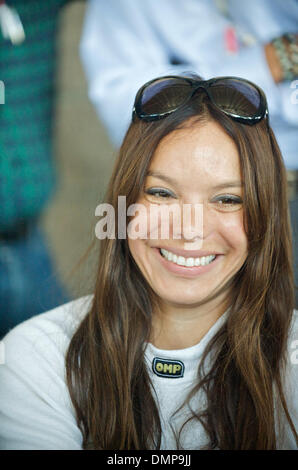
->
[152,357,184,378]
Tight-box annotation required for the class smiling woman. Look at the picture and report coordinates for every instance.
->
[0,74,297,450]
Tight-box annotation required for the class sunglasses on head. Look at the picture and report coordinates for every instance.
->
[132,75,269,126]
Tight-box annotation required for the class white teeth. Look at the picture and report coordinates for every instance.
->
[160,249,216,267]
[186,258,194,267]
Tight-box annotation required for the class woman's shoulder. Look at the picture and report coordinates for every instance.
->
[289,307,298,344]
[2,294,93,351]
[0,295,93,449]
[288,308,298,369]
[0,295,93,378]
[279,309,298,449]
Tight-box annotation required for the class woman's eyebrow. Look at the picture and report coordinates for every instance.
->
[146,170,178,186]
[212,181,243,190]
[146,171,242,190]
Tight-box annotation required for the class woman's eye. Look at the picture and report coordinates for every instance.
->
[213,195,243,209]
[145,188,174,199]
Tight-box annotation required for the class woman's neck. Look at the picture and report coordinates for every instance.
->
[150,295,228,350]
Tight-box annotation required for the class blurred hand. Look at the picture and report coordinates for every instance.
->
[265,33,298,83]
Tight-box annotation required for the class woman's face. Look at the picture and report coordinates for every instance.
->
[128,120,248,308]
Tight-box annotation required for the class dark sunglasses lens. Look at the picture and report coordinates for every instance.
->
[208,79,261,117]
[139,78,192,116]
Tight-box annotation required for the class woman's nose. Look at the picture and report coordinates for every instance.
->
[180,203,216,248]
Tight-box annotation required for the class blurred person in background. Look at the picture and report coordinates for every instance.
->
[80,0,298,305]
[0,0,75,338]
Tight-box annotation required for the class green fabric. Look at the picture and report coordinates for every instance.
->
[0,0,69,231]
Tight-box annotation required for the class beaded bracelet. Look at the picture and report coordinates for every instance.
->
[285,33,298,75]
[271,34,298,81]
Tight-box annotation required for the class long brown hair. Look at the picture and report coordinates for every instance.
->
[65,79,297,449]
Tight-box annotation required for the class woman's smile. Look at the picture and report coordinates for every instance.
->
[153,246,221,278]
[160,248,216,267]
